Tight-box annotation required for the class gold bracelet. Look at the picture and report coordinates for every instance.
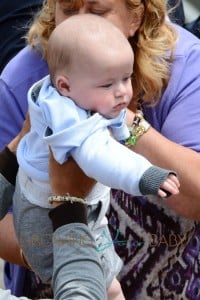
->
[125,110,150,147]
[48,195,87,205]
[19,248,32,271]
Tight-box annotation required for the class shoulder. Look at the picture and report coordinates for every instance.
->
[1,46,48,91]
[0,46,49,148]
[172,23,200,67]
[144,25,200,144]
[163,24,200,100]
[0,45,49,116]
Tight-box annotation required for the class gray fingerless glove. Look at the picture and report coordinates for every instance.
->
[139,166,176,196]
[0,174,14,220]
[0,147,18,220]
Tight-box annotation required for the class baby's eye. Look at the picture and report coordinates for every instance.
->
[123,75,132,82]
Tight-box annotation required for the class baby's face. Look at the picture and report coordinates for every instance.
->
[68,44,134,119]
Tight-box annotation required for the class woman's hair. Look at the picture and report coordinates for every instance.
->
[26,0,178,105]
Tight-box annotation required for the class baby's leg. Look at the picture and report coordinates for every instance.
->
[94,224,124,299]
[107,277,125,300]
[13,176,53,283]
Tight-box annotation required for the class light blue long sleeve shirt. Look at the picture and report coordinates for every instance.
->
[17,75,154,199]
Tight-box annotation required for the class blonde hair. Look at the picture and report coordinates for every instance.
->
[27,0,178,105]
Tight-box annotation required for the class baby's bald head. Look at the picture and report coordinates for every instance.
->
[47,14,134,83]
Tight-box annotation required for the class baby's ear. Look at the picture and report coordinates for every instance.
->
[56,75,70,97]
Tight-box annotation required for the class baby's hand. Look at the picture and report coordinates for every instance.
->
[158,174,180,198]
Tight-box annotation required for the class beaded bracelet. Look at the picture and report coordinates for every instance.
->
[125,110,150,147]
[48,194,87,205]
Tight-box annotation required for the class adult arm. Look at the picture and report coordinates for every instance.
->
[0,140,25,265]
[125,35,200,220]
[131,127,200,220]
[0,203,106,300]
[126,40,200,220]
[0,114,28,200]
[49,202,106,300]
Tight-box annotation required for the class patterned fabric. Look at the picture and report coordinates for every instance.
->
[108,190,200,300]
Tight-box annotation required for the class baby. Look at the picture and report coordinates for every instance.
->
[14,14,180,299]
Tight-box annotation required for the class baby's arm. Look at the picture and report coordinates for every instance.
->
[72,130,179,197]
[38,95,179,197]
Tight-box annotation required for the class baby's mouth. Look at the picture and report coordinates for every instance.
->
[113,103,127,111]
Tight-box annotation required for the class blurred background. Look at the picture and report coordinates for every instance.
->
[183,0,199,22]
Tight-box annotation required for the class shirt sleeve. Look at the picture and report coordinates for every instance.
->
[52,224,106,300]
[0,79,25,150]
[72,129,152,196]
[152,38,200,152]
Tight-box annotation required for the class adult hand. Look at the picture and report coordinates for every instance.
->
[7,114,31,154]
[49,149,96,199]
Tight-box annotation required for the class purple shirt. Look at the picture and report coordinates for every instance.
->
[0,24,200,298]
[0,46,48,150]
